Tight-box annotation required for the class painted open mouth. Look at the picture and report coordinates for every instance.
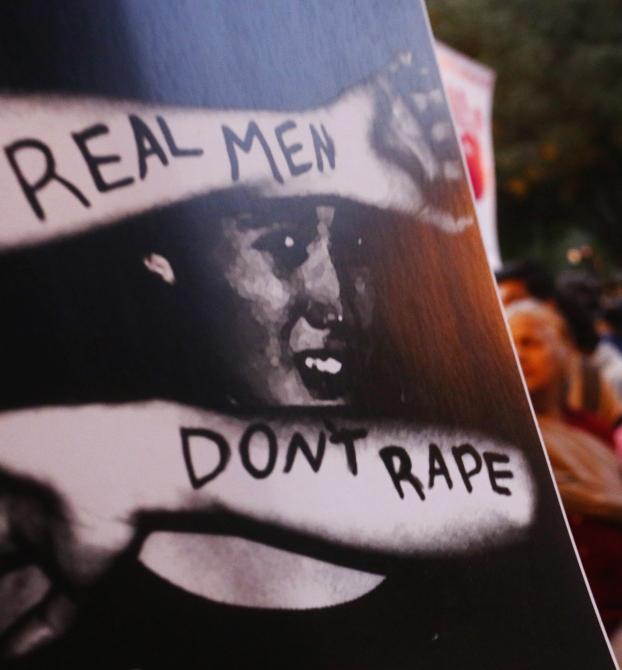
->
[293,348,347,401]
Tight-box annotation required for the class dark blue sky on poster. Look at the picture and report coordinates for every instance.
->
[0,0,437,109]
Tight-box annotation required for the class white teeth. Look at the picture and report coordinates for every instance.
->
[304,356,343,374]
[321,358,343,374]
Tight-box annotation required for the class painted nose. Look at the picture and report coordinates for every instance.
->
[299,221,343,328]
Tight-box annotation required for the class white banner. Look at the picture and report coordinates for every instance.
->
[0,53,472,250]
[436,41,500,269]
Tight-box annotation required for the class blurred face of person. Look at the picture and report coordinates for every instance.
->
[509,312,562,394]
[215,201,375,406]
[498,278,529,306]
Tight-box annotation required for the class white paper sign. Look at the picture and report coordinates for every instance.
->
[436,41,500,269]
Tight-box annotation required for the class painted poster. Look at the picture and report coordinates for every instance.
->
[436,41,501,269]
[0,2,615,669]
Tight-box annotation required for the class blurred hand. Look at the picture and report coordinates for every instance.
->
[0,477,76,660]
[0,456,136,661]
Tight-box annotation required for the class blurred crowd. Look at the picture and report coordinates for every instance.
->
[497,260,622,652]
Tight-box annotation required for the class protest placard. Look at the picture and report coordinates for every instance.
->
[0,2,615,668]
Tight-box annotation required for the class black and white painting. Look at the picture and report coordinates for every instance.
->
[0,1,615,668]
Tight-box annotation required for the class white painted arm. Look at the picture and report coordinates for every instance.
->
[0,401,534,582]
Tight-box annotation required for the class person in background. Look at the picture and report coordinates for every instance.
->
[600,297,622,355]
[506,298,622,634]
[556,272,622,455]
[595,297,622,402]
[497,261,622,432]
[495,260,556,307]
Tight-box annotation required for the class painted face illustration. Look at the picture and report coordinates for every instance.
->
[215,200,375,406]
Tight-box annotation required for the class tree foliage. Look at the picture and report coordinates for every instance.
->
[427,0,622,269]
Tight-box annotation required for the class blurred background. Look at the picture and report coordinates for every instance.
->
[428,0,622,276]
[430,3,622,656]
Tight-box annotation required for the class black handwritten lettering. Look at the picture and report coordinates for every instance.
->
[310,123,336,172]
[178,419,517,503]
[483,452,514,496]
[156,116,204,157]
[275,120,312,177]
[325,421,366,475]
[452,443,483,493]
[222,122,283,184]
[72,123,134,192]
[283,431,326,473]
[129,114,169,180]
[4,139,90,221]
[239,422,278,479]
[428,442,453,490]
[379,446,426,500]
[180,427,230,489]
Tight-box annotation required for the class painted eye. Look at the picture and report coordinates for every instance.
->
[253,230,310,273]
[332,229,367,267]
